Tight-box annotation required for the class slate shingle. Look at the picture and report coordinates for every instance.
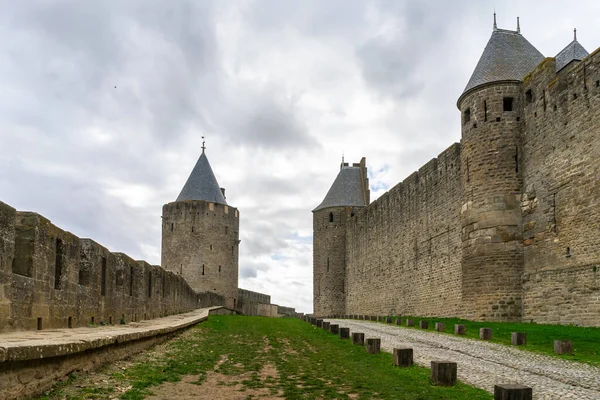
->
[176,151,227,205]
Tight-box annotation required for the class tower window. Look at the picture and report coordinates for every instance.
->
[225,226,228,235]
[219,265,221,273]
[503,97,514,111]
[329,213,334,223]
[147,272,152,297]
[525,89,533,104]
[170,223,173,232]
[202,265,205,275]
[483,101,488,121]
[463,108,471,123]
[327,257,330,272]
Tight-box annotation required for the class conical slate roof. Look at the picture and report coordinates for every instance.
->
[176,151,227,204]
[462,28,544,97]
[555,39,589,72]
[313,166,367,212]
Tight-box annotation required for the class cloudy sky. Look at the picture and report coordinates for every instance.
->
[0,1,598,313]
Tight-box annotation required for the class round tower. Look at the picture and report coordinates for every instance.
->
[161,146,239,309]
[457,18,544,321]
[313,158,369,318]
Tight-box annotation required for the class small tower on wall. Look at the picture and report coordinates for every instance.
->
[457,15,544,321]
[313,158,369,317]
[161,141,240,309]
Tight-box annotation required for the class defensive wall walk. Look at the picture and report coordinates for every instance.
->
[327,319,600,400]
[0,306,230,400]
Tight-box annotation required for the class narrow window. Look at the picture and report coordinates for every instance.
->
[327,257,330,272]
[91,316,95,325]
[463,108,471,123]
[515,147,519,173]
[566,247,572,258]
[210,244,213,251]
[542,90,547,111]
[525,89,533,103]
[503,97,514,111]
[129,266,134,296]
[596,80,600,88]
[225,226,228,235]
[100,256,107,296]
[37,317,43,330]
[231,246,234,255]
[329,212,334,223]
[191,226,194,232]
[148,272,152,297]
[68,316,72,328]
[202,265,205,276]
[218,265,221,273]
[170,223,173,232]
[109,315,113,325]
[54,238,63,290]
[162,275,166,297]
[483,101,487,121]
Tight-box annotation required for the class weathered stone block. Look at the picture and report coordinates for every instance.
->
[430,360,457,386]
[393,348,413,367]
[480,328,493,340]
[366,338,381,354]
[352,332,365,345]
[330,324,339,334]
[494,384,533,400]
[454,324,466,335]
[339,327,350,339]
[554,340,572,355]
[511,332,526,346]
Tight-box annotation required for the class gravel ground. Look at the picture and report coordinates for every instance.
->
[326,319,600,400]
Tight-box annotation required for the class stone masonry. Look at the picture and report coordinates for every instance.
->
[314,23,600,325]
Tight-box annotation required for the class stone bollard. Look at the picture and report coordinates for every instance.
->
[435,322,445,332]
[330,324,339,334]
[339,327,350,339]
[366,338,381,354]
[386,316,392,323]
[430,361,457,386]
[406,319,414,327]
[554,340,573,355]
[316,319,323,328]
[393,348,414,367]
[511,332,527,346]
[322,321,330,331]
[454,324,466,335]
[480,328,493,340]
[395,318,402,325]
[352,332,365,345]
[494,384,533,400]
[419,320,429,329]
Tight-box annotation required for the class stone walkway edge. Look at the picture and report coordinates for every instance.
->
[0,307,218,363]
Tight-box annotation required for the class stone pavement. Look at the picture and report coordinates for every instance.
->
[0,307,218,363]
[327,319,600,400]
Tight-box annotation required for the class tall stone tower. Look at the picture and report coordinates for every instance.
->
[161,145,240,309]
[313,158,369,317]
[457,16,544,321]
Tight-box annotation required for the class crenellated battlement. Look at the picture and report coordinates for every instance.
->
[0,200,198,333]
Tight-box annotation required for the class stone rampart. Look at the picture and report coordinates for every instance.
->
[520,48,600,325]
[345,143,463,317]
[0,200,199,333]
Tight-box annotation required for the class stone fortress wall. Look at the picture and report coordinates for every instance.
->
[0,200,199,333]
[161,200,239,309]
[316,47,600,326]
[345,144,463,318]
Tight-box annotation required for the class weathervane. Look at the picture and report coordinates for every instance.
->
[201,135,206,153]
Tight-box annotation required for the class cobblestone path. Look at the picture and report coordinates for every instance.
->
[327,319,600,400]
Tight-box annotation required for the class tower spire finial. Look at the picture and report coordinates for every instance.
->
[574,27,577,41]
[493,10,497,31]
[517,17,520,34]
[201,135,206,153]
[341,152,345,170]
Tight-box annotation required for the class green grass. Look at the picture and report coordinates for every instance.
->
[41,315,493,399]
[371,315,600,366]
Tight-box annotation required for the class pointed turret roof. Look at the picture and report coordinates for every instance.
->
[176,150,227,205]
[460,23,544,103]
[313,164,368,212]
[555,30,589,72]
